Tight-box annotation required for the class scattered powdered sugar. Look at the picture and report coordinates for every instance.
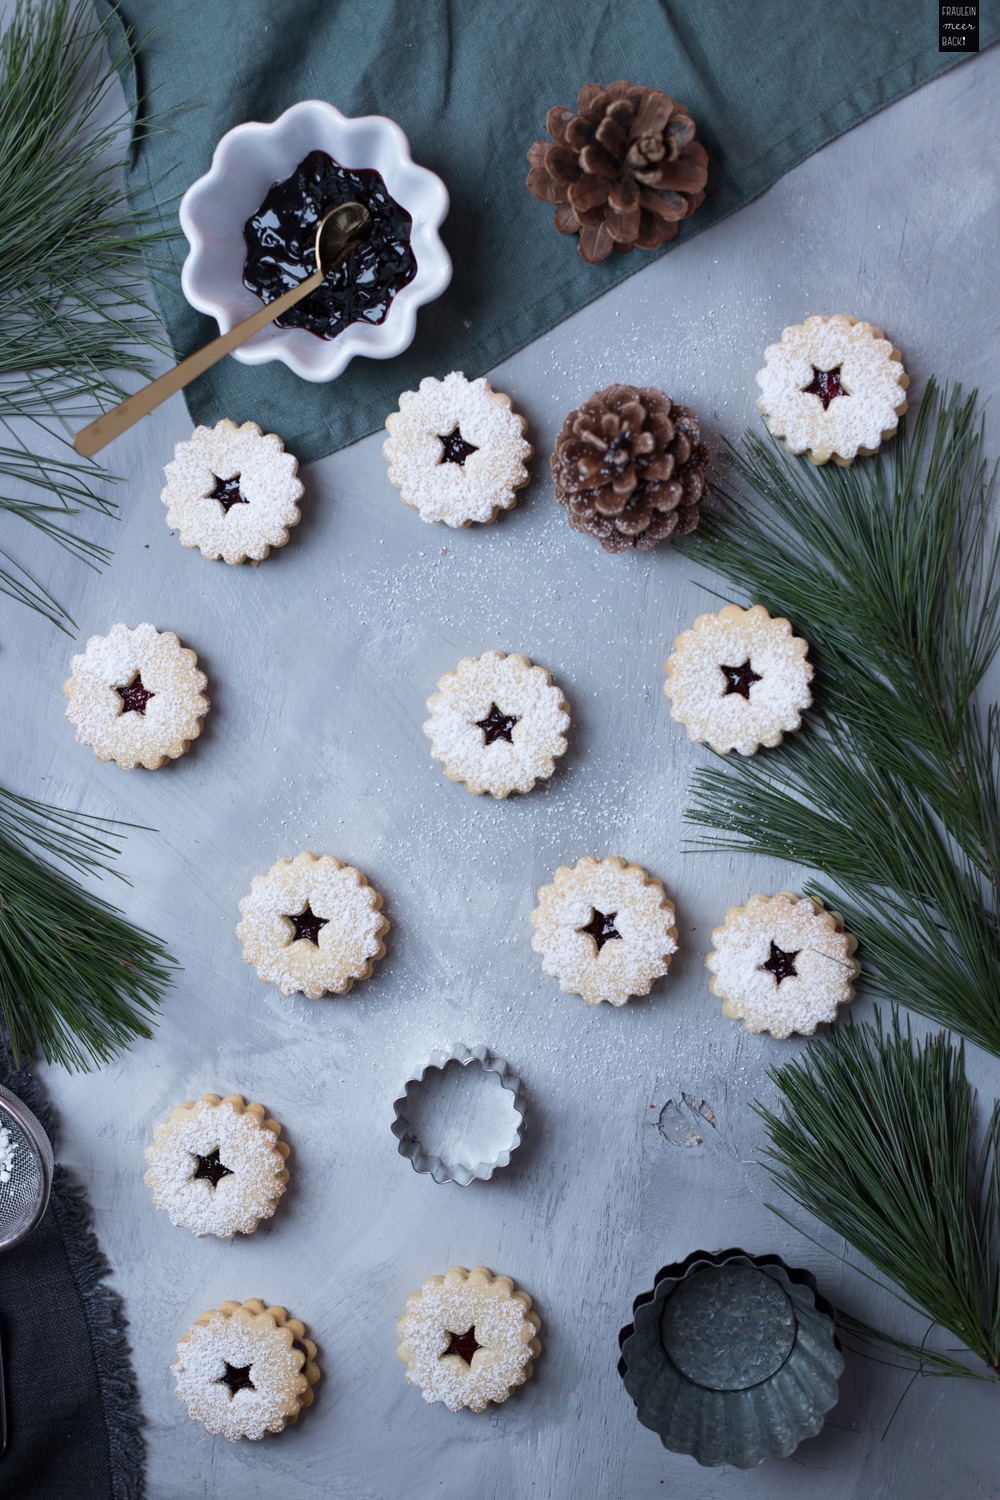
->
[384,372,532,526]
[236,851,389,999]
[531,856,678,1007]
[173,1302,311,1440]
[756,315,908,463]
[0,1123,16,1184]
[705,892,860,1038]
[162,419,304,564]
[664,604,813,756]
[62,622,209,770]
[424,650,570,797]
[397,1267,539,1413]
[144,1095,288,1238]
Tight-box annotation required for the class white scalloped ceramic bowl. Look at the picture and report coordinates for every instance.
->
[179,100,451,382]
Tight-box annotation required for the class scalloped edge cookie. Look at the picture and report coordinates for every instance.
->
[144,1093,290,1239]
[530,855,678,1006]
[162,419,304,564]
[62,621,209,769]
[236,850,389,999]
[173,1299,320,1440]
[756,314,908,466]
[384,372,532,527]
[424,650,570,798]
[664,603,813,755]
[397,1266,541,1412]
[705,891,860,1037]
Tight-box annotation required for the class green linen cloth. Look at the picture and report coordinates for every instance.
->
[100,0,996,464]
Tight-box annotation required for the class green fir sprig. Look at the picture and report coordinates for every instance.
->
[682,382,1000,1057]
[0,786,174,1071]
[758,1014,1000,1380]
[0,0,168,630]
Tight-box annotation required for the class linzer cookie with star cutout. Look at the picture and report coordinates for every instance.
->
[236,850,389,999]
[664,604,813,755]
[62,621,209,769]
[552,384,707,552]
[756,315,909,466]
[143,1094,289,1239]
[173,1299,320,1440]
[162,419,304,564]
[423,650,570,797]
[397,1266,541,1413]
[705,892,860,1038]
[383,372,532,527]
[531,855,678,1006]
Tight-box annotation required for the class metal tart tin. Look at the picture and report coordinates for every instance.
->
[618,1247,843,1468]
[391,1043,526,1186]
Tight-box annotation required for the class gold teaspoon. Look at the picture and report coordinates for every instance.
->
[74,201,371,459]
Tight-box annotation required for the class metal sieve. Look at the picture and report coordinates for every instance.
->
[0,1083,53,1252]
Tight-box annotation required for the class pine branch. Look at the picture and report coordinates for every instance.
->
[0,0,171,631]
[682,381,1000,1057]
[756,1013,1000,1381]
[0,787,175,1071]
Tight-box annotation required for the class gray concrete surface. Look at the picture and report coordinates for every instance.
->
[5,39,1000,1500]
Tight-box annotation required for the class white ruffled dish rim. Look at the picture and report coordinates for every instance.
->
[179,99,451,383]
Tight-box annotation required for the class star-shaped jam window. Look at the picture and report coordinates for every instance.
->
[579,908,622,952]
[438,429,479,466]
[115,674,155,715]
[802,366,849,410]
[475,703,519,745]
[758,940,800,986]
[191,1149,234,1189]
[217,1362,255,1397]
[720,660,762,700]
[287,904,328,945]
[443,1327,480,1364]
[208,472,249,513]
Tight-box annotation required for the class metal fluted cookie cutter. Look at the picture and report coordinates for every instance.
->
[391,1043,527,1186]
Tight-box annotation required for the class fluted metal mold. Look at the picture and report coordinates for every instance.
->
[390,1042,527,1186]
[618,1247,844,1468]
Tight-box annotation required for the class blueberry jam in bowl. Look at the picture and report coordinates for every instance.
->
[179,100,450,382]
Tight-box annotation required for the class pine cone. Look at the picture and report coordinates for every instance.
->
[551,385,707,553]
[526,81,708,264]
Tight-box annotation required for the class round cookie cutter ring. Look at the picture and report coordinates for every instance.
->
[391,1043,527,1187]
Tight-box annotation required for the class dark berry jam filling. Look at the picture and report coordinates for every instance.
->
[475,703,519,745]
[440,430,478,466]
[191,1149,233,1188]
[116,675,155,716]
[758,940,800,985]
[444,1327,480,1364]
[243,150,416,341]
[209,474,248,513]
[287,904,328,945]
[579,909,622,951]
[802,366,848,409]
[720,660,762,700]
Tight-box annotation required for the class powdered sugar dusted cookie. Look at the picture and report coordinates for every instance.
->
[531,855,678,1006]
[664,604,813,755]
[424,651,569,798]
[397,1266,541,1413]
[144,1094,289,1239]
[384,372,532,527]
[236,850,388,999]
[756,315,908,466]
[62,622,209,769]
[705,891,860,1038]
[173,1299,319,1441]
[162,419,304,564]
